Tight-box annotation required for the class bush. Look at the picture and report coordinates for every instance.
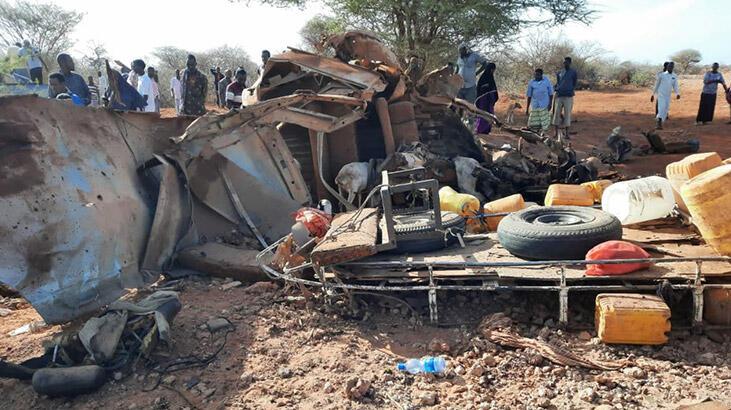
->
[490,34,605,95]
[629,68,657,87]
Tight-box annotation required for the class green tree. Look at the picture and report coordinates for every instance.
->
[261,0,594,68]
[152,44,258,107]
[669,48,702,74]
[152,45,257,76]
[0,0,84,69]
[151,46,189,71]
[299,14,347,53]
[81,41,108,73]
[490,34,604,93]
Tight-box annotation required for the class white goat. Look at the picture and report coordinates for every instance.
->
[453,156,487,201]
[335,162,370,205]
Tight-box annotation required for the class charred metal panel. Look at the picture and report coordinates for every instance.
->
[0,96,190,324]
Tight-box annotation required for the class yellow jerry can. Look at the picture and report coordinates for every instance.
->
[581,180,613,203]
[544,184,594,207]
[595,293,671,345]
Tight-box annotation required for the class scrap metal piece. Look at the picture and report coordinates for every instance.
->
[141,155,192,272]
[177,243,268,282]
[559,267,569,326]
[328,31,401,69]
[249,49,388,104]
[428,266,438,323]
[0,95,191,324]
[173,93,367,144]
[692,260,705,334]
[185,125,310,241]
[217,162,268,248]
[416,66,464,102]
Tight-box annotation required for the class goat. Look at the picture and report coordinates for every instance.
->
[335,162,371,205]
[606,126,633,162]
[505,102,522,125]
[453,156,494,201]
[335,152,428,208]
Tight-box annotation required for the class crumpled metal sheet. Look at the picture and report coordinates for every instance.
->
[253,49,387,102]
[0,95,191,324]
[416,65,464,103]
[328,31,402,69]
[141,155,193,272]
[184,124,311,242]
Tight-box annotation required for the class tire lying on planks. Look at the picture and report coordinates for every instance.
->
[497,206,622,260]
[392,211,465,254]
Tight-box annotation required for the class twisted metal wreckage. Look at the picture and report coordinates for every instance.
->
[1,32,730,328]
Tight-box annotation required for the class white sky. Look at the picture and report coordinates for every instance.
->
[555,0,729,64]
[46,0,322,65]
[30,0,731,66]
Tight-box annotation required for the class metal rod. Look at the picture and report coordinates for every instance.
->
[559,267,568,325]
[692,260,705,333]
[317,131,356,211]
[428,265,438,323]
[342,256,731,269]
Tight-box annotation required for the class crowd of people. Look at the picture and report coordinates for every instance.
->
[455,44,731,137]
[14,40,272,116]
[6,39,730,129]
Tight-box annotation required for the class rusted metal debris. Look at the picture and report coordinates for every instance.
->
[0,30,582,324]
[0,96,190,324]
[0,90,364,323]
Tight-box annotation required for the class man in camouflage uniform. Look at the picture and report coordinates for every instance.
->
[181,54,208,115]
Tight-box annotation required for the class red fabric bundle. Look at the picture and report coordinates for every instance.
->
[292,208,333,238]
[585,240,652,276]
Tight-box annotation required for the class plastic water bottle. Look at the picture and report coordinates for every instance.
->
[396,357,447,374]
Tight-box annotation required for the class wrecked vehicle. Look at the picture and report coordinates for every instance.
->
[0,90,362,324]
[2,30,731,344]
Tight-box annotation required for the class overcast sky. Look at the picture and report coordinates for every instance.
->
[28,0,730,66]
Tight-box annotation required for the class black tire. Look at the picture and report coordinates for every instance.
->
[393,211,464,234]
[497,206,622,260]
[391,211,465,254]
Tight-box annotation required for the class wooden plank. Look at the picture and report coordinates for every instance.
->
[311,208,379,266]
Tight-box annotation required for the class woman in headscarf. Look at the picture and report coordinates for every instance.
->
[695,62,727,125]
[475,62,498,134]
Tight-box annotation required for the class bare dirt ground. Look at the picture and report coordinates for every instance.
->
[2,82,731,410]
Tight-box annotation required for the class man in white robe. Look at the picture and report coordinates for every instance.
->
[651,61,680,129]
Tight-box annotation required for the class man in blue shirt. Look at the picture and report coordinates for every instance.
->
[553,57,578,137]
[526,68,554,132]
[48,73,84,106]
[455,44,488,103]
[50,53,90,105]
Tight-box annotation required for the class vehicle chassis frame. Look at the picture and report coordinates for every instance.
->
[257,242,731,330]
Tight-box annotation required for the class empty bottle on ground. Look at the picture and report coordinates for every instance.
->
[396,357,447,374]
